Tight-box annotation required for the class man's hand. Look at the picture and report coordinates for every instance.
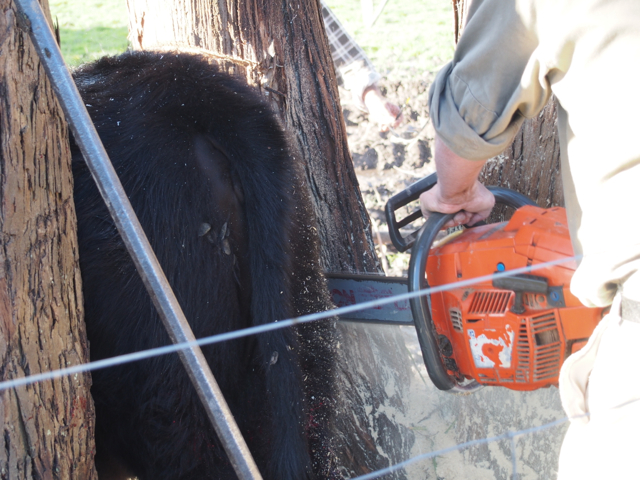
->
[419,180,495,228]
[419,136,495,228]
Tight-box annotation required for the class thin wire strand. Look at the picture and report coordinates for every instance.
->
[351,396,640,480]
[0,255,579,392]
[0,253,594,480]
[349,416,572,480]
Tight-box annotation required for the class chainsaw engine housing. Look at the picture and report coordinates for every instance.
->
[426,206,605,391]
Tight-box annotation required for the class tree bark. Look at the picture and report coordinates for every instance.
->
[126,0,414,477]
[0,1,97,478]
[480,96,564,222]
[452,0,470,44]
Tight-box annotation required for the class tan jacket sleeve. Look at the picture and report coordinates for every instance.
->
[429,0,640,309]
[428,0,550,161]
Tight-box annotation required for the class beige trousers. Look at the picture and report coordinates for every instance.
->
[558,294,640,479]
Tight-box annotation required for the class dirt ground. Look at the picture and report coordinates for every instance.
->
[340,67,568,480]
[340,67,439,276]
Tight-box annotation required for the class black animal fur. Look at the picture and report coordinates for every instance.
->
[71,51,337,480]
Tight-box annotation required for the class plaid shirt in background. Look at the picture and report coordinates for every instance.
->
[321,0,381,111]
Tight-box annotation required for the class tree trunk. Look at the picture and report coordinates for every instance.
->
[480,96,564,222]
[452,0,470,44]
[0,1,97,478]
[126,0,414,477]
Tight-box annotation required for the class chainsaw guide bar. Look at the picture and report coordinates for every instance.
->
[325,273,412,325]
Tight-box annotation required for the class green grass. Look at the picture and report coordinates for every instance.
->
[325,0,455,74]
[50,0,128,66]
[49,0,454,71]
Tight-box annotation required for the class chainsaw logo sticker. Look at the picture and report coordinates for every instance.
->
[468,326,514,369]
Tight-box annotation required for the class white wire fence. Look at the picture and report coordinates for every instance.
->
[0,255,578,393]
[0,254,603,479]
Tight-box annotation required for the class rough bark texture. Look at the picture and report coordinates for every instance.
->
[0,1,97,478]
[480,96,564,222]
[452,0,470,44]
[126,0,414,477]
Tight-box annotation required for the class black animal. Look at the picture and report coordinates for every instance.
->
[71,51,337,480]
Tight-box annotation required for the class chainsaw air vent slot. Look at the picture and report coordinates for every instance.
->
[449,308,463,332]
[515,323,530,383]
[531,312,562,381]
[535,328,560,346]
[478,373,496,383]
[469,291,511,314]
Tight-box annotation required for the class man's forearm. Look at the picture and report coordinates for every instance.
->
[419,135,495,227]
[434,136,488,205]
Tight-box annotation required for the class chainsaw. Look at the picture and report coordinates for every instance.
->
[326,173,606,394]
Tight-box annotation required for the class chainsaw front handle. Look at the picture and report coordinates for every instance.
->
[385,172,537,252]
[407,186,537,393]
[385,174,438,252]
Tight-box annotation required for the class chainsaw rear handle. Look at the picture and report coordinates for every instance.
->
[385,172,538,252]
[408,187,537,393]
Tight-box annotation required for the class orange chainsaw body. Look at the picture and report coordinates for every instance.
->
[426,205,606,391]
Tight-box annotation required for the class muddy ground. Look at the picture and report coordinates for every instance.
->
[340,68,439,276]
[339,68,568,480]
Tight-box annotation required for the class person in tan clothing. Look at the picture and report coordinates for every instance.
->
[420,0,640,477]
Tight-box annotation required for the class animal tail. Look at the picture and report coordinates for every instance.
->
[157,53,316,479]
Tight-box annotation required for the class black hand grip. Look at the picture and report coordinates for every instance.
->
[385,173,438,252]
[385,173,538,252]
[408,211,484,393]
[408,211,459,390]
[493,274,548,314]
[492,274,548,293]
